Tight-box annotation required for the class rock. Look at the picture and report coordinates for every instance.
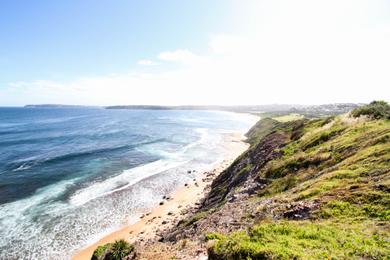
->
[159,201,164,205]
[124,251,136,260]
[282,200,320,220]
[184,183,188,187]
[167,211,174,216]
[375,184,390,192]
[349,185,360,190]
[198,255,208,260]
[162,220,168,225]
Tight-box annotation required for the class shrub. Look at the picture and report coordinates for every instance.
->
[91,240,134,260]
[110,239,134,260]
[91,243,112,260]
[351,100,390,119]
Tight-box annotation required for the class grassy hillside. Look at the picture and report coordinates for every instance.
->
[206,104,390,259]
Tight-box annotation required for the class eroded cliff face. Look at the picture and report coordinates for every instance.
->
[201,121,296,210]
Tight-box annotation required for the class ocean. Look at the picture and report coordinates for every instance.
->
[0,107,257,259]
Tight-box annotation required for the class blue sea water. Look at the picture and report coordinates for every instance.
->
[0,107,256,259]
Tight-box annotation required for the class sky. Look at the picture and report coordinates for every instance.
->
[0,0,389,106]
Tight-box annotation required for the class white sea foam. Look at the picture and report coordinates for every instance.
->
[0,179,74,218]
[69,158,189,206]
[69,128,213,207]
[181,128,208,153]
[12,162,33,171]
[0,179,78,258]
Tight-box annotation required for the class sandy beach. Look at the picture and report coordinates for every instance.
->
[73,132,249,260]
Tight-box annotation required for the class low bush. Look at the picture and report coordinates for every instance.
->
[111,239,134,260]
[92,243,112,260]
[91,239,134,260]
[351,100,390,119]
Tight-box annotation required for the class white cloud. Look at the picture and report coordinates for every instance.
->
[137,59,159,66]
[158,49,205,65]
[1,0,390,106]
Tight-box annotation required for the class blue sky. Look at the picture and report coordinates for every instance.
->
[0,0,389,106]
[0,0,235,83]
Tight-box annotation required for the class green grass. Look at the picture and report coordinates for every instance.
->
[281,142,299,157]
[297,179,341,200]
[263,152,331,179]
[273,113,304,122]
[317,200,390,221]
[301,126,346,151]
[258,175,298,197]
[246,118,281,145]
[207,222,390,259]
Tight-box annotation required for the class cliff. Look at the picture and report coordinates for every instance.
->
[94,101,390,259]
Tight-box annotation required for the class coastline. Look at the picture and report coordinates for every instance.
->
[73,132,250,260]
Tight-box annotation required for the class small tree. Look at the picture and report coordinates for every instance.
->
[351,100,390,119]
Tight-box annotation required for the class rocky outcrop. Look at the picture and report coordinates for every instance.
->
[201,119,305,210]
[282,200,320,220]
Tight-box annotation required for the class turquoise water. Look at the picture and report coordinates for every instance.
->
[0,107,256,259]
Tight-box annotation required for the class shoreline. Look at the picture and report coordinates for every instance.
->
[73,132,250,260]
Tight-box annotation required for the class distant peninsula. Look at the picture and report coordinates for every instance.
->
[24,104,99,108]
